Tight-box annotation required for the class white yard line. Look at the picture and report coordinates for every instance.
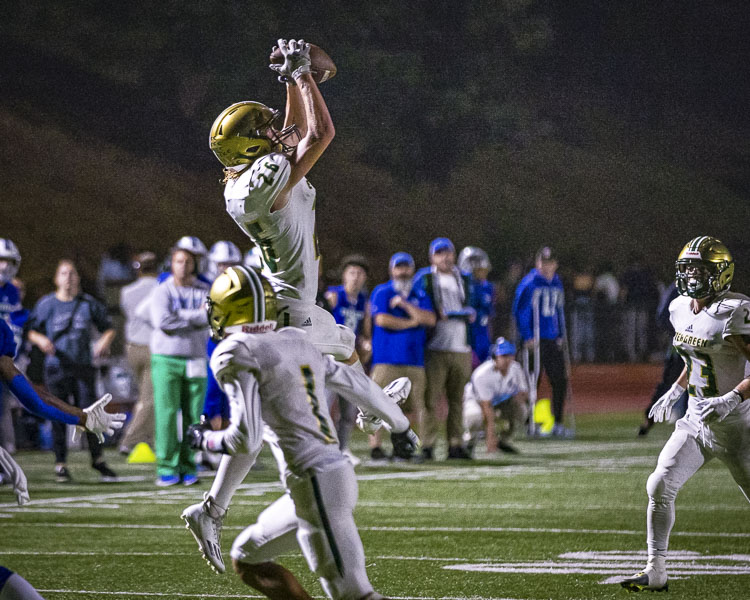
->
[5,521,749,538]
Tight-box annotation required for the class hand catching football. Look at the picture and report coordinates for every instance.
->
[270,40,337,84]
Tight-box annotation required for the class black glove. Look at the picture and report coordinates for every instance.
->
[391,428,420,459]
[186,419,211,450]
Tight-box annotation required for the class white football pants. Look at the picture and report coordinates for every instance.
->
[646,407,750,563]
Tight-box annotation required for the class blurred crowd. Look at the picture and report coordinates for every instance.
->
[0,234,674,476]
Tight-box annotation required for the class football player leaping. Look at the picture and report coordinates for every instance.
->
[187,267,418,600]
[620,236,750,592]
[182,39,399,574]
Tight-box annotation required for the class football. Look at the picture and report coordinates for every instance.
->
[269,43,337,84]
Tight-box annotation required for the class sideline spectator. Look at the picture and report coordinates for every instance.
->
[570,263,596,363]
[368,252,435,461]
[206,240,243,282]
[463,337,529,455]
[593,261,621,362]
[325,254,372,465]
[492,257,524,341]
[513,246,570,437]
[414,238,474,460]
[117,252,159,454]
[147,247,209,486]
[458,246,495,367]
[620,253,659,362]
[27,259,118,483]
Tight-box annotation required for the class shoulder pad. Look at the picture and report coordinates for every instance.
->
[245,153,291,211]
[210,336,259,380]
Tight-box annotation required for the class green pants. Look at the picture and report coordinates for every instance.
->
[151,354,207,478]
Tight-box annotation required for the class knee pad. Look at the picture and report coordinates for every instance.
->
[646,470,673,502]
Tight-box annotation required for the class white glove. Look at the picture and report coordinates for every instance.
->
[74,394,126,443]
[269,38,312,83]
[699,390,743,423]
[648,381,685,423]
[356,410,383,434]
[0,446,29,506]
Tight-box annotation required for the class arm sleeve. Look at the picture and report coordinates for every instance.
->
[149,285,195,334]
[177,308,208,328]
[471,370,494,403]
[724,301,750,339]
[370,287,389,316]
[6,373,79,425]
[203,370,263,457]
[512,282,533,341]
[90,297,113,332]
[323,355,410,433]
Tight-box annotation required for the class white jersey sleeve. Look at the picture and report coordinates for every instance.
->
[471,361,496,402]
[245,153,291,213]
[509,361,529,393]
[323,355,410,433]
[206,339,264,456]
[723,299,750,339]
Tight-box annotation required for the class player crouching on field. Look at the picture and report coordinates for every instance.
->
[620,236,750,593]
[187,266,419,600]
[462,338,529,456]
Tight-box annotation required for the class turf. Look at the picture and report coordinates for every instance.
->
[1,411,748,599]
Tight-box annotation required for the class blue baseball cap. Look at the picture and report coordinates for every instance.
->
[491,337,516,357]
[429,237,455,256]
[389,252,415,270]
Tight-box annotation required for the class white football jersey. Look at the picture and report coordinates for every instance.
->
[670,292,750,406]
[211,328,339,473]
[224,152,319,303]
[469,359,528,405]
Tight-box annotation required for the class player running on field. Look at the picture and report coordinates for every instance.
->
[620,236,750,592]
[186,266,418,599]
[183,39,400,574]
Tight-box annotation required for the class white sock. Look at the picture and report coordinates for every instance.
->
[209,452,255,511]
[646,497,673,570]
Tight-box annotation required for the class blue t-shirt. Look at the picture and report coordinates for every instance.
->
[370,281,433,367]
[29,293,112,368]
[468,278,494,361]
[0,319,17,358]
[327,285,367,336]
[512,269,565,342]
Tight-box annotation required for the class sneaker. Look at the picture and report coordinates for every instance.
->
[551,424,574,439]
[93,462,119,483]
[55,465,72,483]
[156,474,180,487]
[497,440,519,454]
[421,446,434,461]
[619,568,668,592]
[342,449,361,467]
[118,444,131,456]
[182,473,200,486]
[181,493,226,574]
[383,377,412,405]
[447,445,472,460]
[369,446,390,465]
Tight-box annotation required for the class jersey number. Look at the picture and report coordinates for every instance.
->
[300,365,336,443]
[255,161,279,186]
[675,347,718,397]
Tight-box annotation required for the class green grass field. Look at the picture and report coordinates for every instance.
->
[2,412,749,599]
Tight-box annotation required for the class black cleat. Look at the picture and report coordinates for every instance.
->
[447,445,472,460]
[92,461,119,483]
[619,572,668,593]
[497,440,519,454]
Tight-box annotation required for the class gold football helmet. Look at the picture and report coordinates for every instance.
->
[209,101,300,167]
[675,236,734,299]
[206,266,278,339]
